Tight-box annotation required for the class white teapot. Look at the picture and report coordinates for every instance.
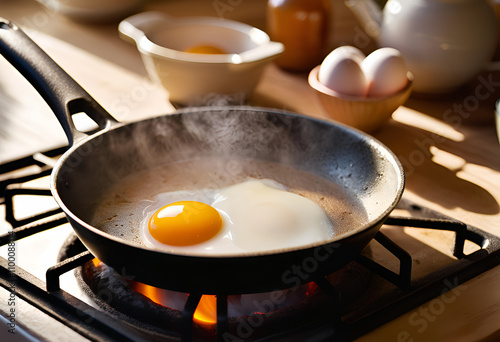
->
[345,0,498,94]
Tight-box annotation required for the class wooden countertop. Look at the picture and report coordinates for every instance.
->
[1,0,500,341]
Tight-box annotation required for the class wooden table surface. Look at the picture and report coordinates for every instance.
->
[1,0,500,341]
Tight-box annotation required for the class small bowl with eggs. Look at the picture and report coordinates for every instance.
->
[119,12,284,105]
[309,46,413,133]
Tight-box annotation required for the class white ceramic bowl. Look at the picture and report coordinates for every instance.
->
[308,65,413,133]
[119,12,284,105]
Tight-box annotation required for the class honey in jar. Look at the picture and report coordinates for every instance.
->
[267,0,331,72]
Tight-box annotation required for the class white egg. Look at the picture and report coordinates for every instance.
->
[361,47,408,97]
[141,179,334,255]
[318,46,368,97]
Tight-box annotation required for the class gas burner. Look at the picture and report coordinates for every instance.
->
[60,233,373,341]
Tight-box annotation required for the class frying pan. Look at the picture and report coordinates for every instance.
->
[0,20,404,295]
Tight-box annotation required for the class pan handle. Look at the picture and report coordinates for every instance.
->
[0,19,119,145]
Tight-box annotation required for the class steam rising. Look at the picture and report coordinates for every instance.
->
[97,106,299,186]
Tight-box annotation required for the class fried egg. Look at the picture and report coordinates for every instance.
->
[141,179,334,255]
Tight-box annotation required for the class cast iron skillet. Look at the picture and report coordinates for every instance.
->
[0,20,404,295]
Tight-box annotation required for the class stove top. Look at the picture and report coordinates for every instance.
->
[1,146,500,341]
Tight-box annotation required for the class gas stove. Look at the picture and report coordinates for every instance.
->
[1,145,500,342]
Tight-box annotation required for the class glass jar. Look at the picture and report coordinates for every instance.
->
[267,0,331,72]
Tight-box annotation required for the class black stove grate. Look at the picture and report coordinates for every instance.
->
[2,147,500,341]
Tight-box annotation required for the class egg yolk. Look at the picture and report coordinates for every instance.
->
[148,201,222,246]
[184,45,226,54]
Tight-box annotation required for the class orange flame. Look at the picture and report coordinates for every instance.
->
[92,258,102,267]
[133,283,162,305]
[131,281,217,325]
[193,295,217,325]
[90,259,314,327]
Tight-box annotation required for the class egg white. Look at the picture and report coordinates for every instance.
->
[141,178,334,255]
